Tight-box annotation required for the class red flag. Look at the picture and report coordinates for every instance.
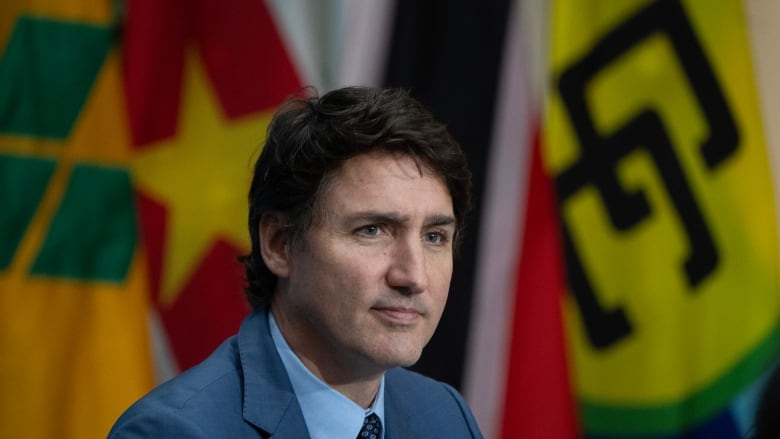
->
[501,132,579,438]
[124,0,301,371]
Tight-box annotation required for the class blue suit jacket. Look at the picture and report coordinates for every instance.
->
[109,309,483,438]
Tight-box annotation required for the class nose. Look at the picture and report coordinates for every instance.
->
[386,236,428,295]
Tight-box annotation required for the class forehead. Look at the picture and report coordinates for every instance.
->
[317,151,453,214]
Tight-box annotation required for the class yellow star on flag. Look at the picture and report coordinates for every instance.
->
[132,50,273,304]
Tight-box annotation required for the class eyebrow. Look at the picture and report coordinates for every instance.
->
[426,214,457,228]
[347,211,456,228]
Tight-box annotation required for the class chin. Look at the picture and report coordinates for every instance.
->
[373,347,424,369]
[360,332,431,370]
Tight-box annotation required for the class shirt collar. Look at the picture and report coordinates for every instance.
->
[269,311,385,439]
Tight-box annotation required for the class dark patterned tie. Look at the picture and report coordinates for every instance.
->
[357,413,382,439]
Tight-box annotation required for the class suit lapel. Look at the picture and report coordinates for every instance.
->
[238,309,310,438]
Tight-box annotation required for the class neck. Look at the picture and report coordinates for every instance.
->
[270,303,384,408]
[323,374,382,409]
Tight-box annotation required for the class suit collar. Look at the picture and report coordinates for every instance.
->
[238,309,310,437]
[383,370,415,439]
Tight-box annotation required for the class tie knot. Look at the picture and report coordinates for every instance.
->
[357,413,382,439]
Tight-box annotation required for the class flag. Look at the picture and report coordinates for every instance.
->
[383,0,513,391]
[375,2,579,438]
[0,3,154,438]
[469,0,780,437]
[124,0,300,374]
[0,0,303,437]
[461,1,580,437]
[461,0,780,437]
[7,1,780,438]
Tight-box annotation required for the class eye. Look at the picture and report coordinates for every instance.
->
[423,231,449,245]
[357,224,381,237]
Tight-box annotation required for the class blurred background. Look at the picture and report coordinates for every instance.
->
[2,0,780,437]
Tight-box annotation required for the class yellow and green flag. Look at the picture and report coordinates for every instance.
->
[545,0,780,436]
[0,3,154,438]
[0,0,301,438]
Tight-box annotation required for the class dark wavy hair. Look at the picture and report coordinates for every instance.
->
[239,86,472,309]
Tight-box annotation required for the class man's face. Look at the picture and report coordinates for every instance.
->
[272,151,455,379]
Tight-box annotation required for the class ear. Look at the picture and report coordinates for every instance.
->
[259,212,291,278]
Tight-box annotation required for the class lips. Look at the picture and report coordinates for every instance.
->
[372,306,423,324]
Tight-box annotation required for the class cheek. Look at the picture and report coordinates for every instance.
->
[432,262,454,310]
[323,238,390,277]
[431,256,454,291]
[296,243,384,303]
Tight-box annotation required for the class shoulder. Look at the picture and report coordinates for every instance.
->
[385,368,483,438]
[385,367,468,408]
[108,336,257,438]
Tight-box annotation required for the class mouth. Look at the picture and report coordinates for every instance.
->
[371,306,423,325]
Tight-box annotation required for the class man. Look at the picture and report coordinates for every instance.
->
[109,86,483,438]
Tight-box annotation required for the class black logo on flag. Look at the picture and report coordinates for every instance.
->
[555,0,739,349]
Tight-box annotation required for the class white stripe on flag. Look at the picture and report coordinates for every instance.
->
[336,0,396,88]
[265,0,395,91]
[744,0,780,255]
[463,0,549,436]
[740,0,780,431]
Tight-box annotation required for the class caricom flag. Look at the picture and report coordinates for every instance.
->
[545,0,780,436]
[0,3,155,438]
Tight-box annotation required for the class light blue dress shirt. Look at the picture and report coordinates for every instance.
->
[269,312,385,439]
